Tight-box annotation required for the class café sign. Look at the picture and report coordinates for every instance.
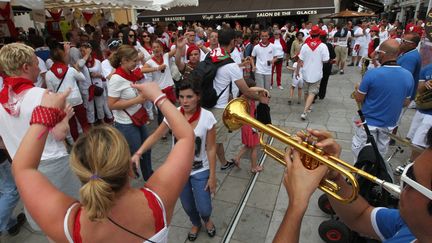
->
[145,8,327,22]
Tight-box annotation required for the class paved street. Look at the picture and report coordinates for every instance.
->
[1,66,415,243]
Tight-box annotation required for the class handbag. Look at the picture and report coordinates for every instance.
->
[123,106,149,127]
[88,67,104,101]
[415,89,432,110]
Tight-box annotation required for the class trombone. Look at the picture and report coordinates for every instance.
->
[223,98,401,204]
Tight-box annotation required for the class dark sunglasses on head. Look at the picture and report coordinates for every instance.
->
[108,39,121,49]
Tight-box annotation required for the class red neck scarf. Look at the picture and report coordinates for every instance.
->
[180,106,201,124]
[305,37,322,51]
[152,55,164,65]
[114,67,143,83]
[86,56,95,68]
[259,42,270,48]
[243,40,250,46]
[210,47,230,63]
[50,62,68,79]
[144,45,153,55]
[0,76,35,115]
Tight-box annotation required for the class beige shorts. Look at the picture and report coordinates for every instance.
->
[209,107,229,144]
[335,46,348,63]
[303,81,320,95]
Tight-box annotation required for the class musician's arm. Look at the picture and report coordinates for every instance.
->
[328,175,380,240]
[354,89,365,104]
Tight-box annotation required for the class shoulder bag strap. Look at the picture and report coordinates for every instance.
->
[55,68,69,93]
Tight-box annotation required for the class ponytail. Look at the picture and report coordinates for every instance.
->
[80,177,115,221]
[109,51,121,68]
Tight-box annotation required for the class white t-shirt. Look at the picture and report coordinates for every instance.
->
[335,29,352,47]
[214,63,243,109]
[273,39,285,58]
[379,30,388,44]
[252,43,276,75]
[0,87,68,160]
[108,74,141,124]
[46,66,85,106]
[145,53,174,90]
[299,43,330,83]
[87,60,104,89]
[300,28,310,38]
[354,28,368,47]
[101,59,114,80]
[231,46,244,64]
[35,56,48,88]
[137,46,153,63]
[164,108,216,176]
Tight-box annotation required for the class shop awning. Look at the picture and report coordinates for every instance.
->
[353,0,384,13]
[138,0,335,22]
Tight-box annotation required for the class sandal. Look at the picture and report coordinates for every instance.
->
[251,166,263,173]
[187,226,201,241]
[206,225,216,237]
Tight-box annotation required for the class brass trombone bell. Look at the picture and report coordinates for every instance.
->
[223,98,401,204]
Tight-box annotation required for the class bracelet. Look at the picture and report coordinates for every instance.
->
[153,93,167,106]
[30,106,66,139]
[157,97,167,107]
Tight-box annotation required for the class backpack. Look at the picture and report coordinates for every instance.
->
[188,54,234,108]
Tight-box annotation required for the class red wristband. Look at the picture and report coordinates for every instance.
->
[30,106,66,128]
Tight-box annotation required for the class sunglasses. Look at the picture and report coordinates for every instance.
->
[401,38,415,44]
[400,163,432,200]
[375,49,386,54]
[142,35,149,38]
[129,34,135,38]
[108,39,121,49]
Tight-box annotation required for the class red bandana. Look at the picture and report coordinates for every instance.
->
[243,40,250,46]
[210,47,230,63]
[50,62,68,79]
[0,76,35,115]
[180,106,201,124]
[143,45,153,55]
[259,42,270,48]
[114,67,143,83]
[305,37,322,51]
[86,56,95,68]
[152,55,164,66]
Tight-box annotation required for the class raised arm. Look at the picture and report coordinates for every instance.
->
[131,82,195,222]
[11,89,76,242]
[175,37,188,72]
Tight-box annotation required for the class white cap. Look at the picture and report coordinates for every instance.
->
[216,25,222,30]
[178,26,183,31]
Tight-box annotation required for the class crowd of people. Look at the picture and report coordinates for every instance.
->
[0,16,430,243]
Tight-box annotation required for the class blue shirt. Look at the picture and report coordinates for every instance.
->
[372,208,416,243]
[397,49,421,100]
[418,63,432,115]
[359,66,413,127]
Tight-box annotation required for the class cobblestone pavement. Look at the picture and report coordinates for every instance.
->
[2,65,415,243]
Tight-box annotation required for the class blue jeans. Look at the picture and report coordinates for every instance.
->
[0,161,20,232]
[180,170,212,227]
[114,122,153,181]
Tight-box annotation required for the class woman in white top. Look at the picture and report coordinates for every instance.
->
[12,82,195,243]
[45,46,91,141]
[141,40,177,126]
[137,30,153,63]
[132,80,217,241]
[270,30,287,89]
[107,45,154,181]
[379,25,389,44]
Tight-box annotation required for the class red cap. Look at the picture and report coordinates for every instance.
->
[310,25,321,36]
[370,26,379,32]
[186,45,200,60]
[320,30,327,36]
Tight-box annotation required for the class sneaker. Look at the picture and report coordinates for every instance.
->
[347,63,354,67]
[300,112,307,120]
[297,100,301,104]
[340,70,344,74]
[288,99,292,105]
[221,160,235,170]
[269,86,273,90]
[278,86,284,90]
[7,213,26,236]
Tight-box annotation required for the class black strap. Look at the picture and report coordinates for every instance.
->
[217,84,230,99]
[55,68,69,93]
[107,217,156,243]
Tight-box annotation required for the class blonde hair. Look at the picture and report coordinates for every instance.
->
[70,125,131,221]
[109,44,138,68]
[0,43,35,76]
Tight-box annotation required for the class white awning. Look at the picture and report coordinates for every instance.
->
[4,0,198,10]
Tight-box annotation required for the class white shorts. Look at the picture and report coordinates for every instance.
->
[352,44,368,57]
[291,77,304,88]
[407,111,432,147]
